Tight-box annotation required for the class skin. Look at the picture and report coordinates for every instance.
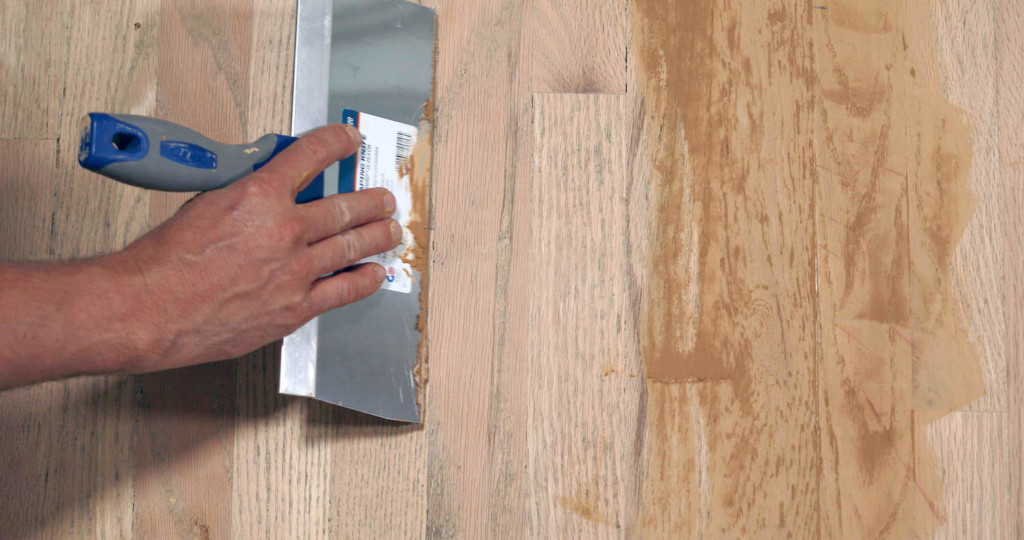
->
[0,124,401,388]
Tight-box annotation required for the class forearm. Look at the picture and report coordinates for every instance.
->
[0,255,156,388]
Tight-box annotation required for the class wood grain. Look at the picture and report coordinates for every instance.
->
[933,0,1006,413]
[0,379,136,539]
[0,140,58,260]
[0,0,1020,537]
[527,93,640,537]
[0,0,70,139]
[814,1,983,536]
[630,0,992,537]
[231,350,322,539]
[1000,0,1024,537]
[529,0,626,94]
[325,411,427,539]
[632,1,821,536]
[51,0,157,259]
[930,412,1011,539]
[425,1,533,537]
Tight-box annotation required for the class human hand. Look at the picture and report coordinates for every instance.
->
[107,124,400,373]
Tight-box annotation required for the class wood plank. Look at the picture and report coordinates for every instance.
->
[813,1,984,536]
[0,0,70,138]
[426,1,533,537]
[631,0,821,536]
[622,21,659,537]
[130,1,254,538]
[630,0,989,536]
[530,0,626,93]
[2,0,1018,536]
[244,0,297,139]
[930,412,1011,539]
[232,350,325,539]
[477,7,535,539]
[931,0,1004,413]
[999,0,1024,537]
[0,384,67,538]
[927,3,1010,536]
[478,56,535,540]
[132,365,236,540]
[526,93,640,537]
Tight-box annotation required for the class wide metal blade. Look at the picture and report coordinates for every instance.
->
[281,0,434,423]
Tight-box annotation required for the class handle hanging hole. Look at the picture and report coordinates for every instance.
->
[111,132,141,153]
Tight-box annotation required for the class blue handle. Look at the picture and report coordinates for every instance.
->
[78,113,325,203]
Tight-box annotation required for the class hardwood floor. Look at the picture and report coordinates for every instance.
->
[0,0,1019,537]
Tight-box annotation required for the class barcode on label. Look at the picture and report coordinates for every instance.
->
[395,131,413,171]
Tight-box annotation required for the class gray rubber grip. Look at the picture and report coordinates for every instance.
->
[94,114,278,192]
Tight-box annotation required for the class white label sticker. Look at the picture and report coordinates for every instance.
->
[340,110,417,294]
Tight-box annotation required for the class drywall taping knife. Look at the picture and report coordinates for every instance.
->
[280,0,435,423]
[78,0,435,423]
[76,107,427,424]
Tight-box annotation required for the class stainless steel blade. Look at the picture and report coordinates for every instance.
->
[281,0,434,422]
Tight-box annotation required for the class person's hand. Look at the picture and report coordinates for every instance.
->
[106,124,401,373]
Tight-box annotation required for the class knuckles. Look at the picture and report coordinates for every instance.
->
[324,279,356,311]
[335,233,360,267]
[360,188,390,220]
[236,177,274,203]
[331,198,353,230]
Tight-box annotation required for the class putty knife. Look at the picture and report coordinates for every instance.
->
[78,0,435,423]
[283,0,434,423]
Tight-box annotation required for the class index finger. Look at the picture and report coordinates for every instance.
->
[255,124,362,195]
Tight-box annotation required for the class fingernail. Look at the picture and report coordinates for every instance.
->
[390,220,403,242]
[343,125,362,146]
[374,264,386,283]
[383,191,396,214]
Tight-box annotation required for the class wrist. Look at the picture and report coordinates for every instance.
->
[85,252,171,373]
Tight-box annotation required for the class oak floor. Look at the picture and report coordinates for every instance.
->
[0,0,1021,538]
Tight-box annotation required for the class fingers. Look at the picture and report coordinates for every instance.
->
[309,263,386,313]
[307,218,403,278]
[301,188,396,243]
[255,124,362,195]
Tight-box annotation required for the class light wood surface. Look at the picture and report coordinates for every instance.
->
[0,1,1019,538]
[1000,2,1024,537]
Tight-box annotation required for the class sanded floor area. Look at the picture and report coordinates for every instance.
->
[1,0,1022,538]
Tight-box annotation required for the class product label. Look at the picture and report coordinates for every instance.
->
[338,109,417,294]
